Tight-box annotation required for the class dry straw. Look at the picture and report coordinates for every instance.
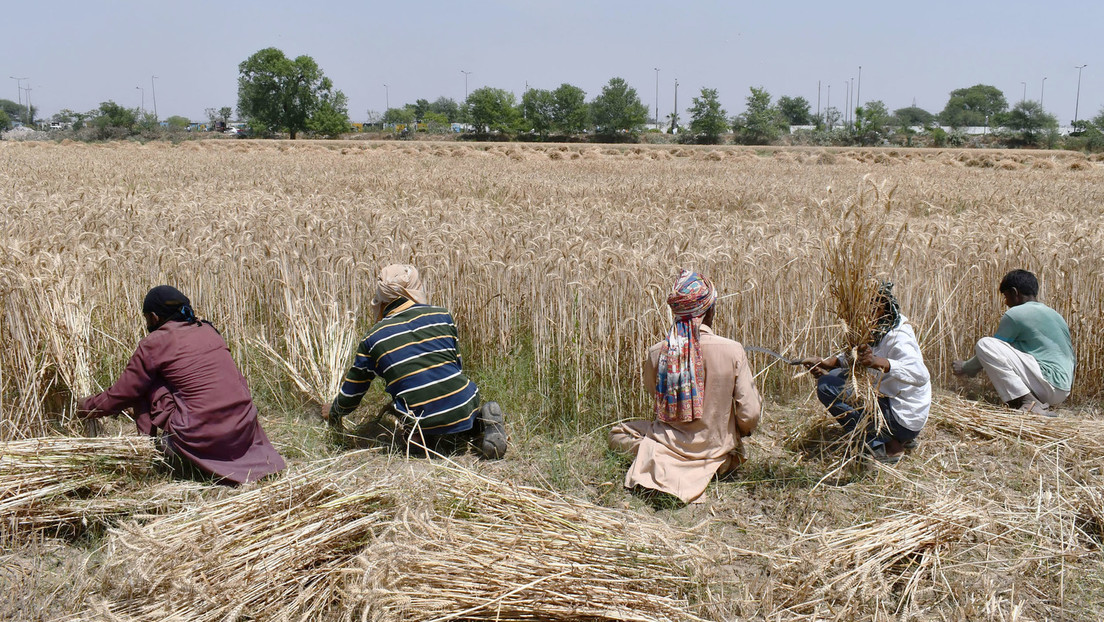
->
[931,393,1104,462]
[93,458,707,622]
[0,436,199,539]
[778,498,979,616]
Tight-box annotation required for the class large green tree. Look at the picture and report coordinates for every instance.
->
[892,106,935,127]
[521,88,556,139]
[853,101,891,145]
[0,109,10,132]
[591,77,647,137]
[165,115,191,130]
[382,106,416,126]
[237,47,336,139]
[940,84,1007,128]
[551,83,588,134]
[0,99,35,125]
[308,90,351,138]
[429,97,460,122]
[87,101,138,139]
[465,87,520,133]
[778,95,812,126]
[732,87,785,145]
[688,87,729,144]
[1003,100,1058,146]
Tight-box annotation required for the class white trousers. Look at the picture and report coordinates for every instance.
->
[974,337,1069,406]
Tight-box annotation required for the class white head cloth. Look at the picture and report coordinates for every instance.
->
[370,264,428,320]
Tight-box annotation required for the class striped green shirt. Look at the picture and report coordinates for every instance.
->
[332,298,479,435]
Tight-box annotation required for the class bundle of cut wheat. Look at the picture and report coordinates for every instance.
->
[778,498,979,615]
[931,393,1104,461]
[95,460,708,622]
[97,461,392,621]
[0,436,194,539]
[819,179,907,455]
[351,469,708,622]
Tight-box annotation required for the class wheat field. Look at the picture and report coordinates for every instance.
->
[2,139,1104,620]
[1,139,1101,438]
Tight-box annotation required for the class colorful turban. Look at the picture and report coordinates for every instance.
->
[654,270,717,423]
[370,264,428,320]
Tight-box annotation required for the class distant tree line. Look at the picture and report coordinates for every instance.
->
[6,47,1104,151]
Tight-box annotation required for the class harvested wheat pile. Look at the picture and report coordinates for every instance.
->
[931,393,1104,461]
[777,498,980,615]
[0,436,201,539]
[92,459,707,622]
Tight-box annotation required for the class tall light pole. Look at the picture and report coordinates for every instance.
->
[136,86,145,112]
[846,78,853,128]
[151,75,159,121]
[383,84,389,110]
[817,80,821,125]
[461,70,472,101]
[856,65,862,114]
[671,78,678,132]
[1074,64,1087,123]
[1040,77,1047,108]
[654,67,660,130]
[9,76,26,109]
[826,83,831,128]
[1020,81,1026,105]
[23,86,32,124]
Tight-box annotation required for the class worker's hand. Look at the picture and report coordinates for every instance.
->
[320,402,332,422]
[801,356,828,378]
[952,360,968,376]
[75,397,93,419]
[857,344,890,373]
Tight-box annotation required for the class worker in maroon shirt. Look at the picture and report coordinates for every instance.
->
[78,286,285,484]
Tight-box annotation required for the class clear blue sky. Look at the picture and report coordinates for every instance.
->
[3,0,1100,125]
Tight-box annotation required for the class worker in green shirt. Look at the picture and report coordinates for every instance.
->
[952,269,1074,415]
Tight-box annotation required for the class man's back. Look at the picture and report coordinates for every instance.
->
[645,326,761,439]
[338,303,479,434]
[996,302,1074,391]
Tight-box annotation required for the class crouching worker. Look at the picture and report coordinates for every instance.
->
[802,281,931,464]
[952,269,1073,416]
[324,264,507,459]
[609,270,761,504]
[78,286,286,484]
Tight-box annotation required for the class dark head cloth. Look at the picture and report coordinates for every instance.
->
[143,285,196,324]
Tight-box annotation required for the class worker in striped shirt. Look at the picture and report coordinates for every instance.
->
[324,264,507,459]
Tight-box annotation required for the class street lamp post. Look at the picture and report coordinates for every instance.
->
[383,84,389,111]
[9,76,27,110]
[136,86,145,112]
[654,67,659,130]
[856,65,861,115]
[1074,64,1087,123]
[461,70,472,101]
[671,78,678,132]
[1040,77,1047,108]
[1020,81,1026,105]
[151,75,159,121]
[23,86,32,125]
[826,83,831,128]
[817,80,821,124]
